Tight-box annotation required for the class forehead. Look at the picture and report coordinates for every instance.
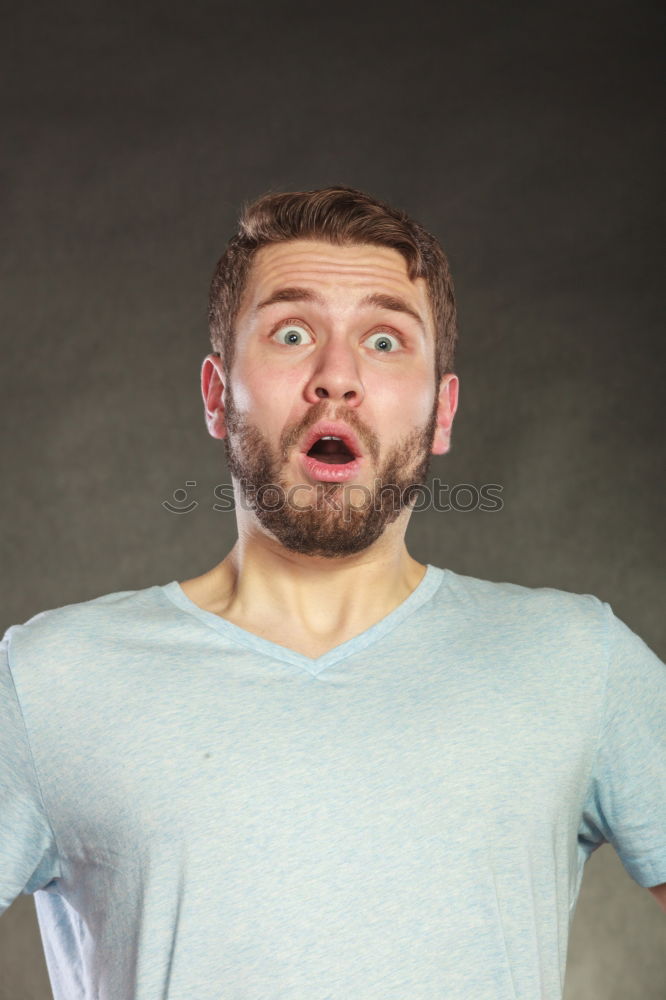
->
[241,239,431,317]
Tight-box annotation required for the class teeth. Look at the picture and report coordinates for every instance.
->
[319,435,342,440]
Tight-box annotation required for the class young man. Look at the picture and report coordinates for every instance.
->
[1,186,664,999]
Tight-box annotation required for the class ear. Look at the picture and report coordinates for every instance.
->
[201,353,227,440]
[431,373,459,455]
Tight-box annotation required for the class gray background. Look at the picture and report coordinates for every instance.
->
[1,0,664,996]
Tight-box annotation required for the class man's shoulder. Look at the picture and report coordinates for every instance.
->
[432,564,607,634]
[3,582,168,662]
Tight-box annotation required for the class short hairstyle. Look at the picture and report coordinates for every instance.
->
[208,185,458,381]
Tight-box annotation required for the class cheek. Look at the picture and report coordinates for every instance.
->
[230,365,302,423]
[371,374,436,423]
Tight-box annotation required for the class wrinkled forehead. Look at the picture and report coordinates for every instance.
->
[239,239,433,324]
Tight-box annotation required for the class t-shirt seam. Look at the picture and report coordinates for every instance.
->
[159,568,447,670]
[569,595,611,913]
[583,596,612,785]
[313,571,448,671]
[6,627,63,875]
[157,586,306,663]
[598,599,612,755]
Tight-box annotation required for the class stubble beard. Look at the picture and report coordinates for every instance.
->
[222,381,439,558]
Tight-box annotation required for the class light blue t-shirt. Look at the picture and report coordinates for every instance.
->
[1,565,665,999]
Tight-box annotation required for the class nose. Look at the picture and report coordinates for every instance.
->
[303,340,365,406]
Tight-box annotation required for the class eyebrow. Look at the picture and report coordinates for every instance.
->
[255,286,426,334]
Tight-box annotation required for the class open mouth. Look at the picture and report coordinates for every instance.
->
[306,435,356,465]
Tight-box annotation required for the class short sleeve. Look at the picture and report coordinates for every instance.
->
[578,603,666,888]
[0,628,61,914]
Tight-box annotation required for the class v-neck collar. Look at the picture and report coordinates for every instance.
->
[159,564,447,676]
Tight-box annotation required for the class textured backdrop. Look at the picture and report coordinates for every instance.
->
[1,0,664,996]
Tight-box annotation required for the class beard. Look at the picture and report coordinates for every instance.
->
[222,382,438,558]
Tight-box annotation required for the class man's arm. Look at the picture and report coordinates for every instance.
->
[648,883,666,913]
[1,630,61,912]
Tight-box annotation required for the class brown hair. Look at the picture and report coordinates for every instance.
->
[208,185,458,382]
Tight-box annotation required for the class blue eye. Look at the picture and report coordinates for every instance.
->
[274,323,313,346]
[367,331,400,353]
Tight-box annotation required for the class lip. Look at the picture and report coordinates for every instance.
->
[299,452,362,483]
[300,421,363,460]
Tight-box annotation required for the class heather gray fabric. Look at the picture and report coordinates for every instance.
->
[1,565,665,999]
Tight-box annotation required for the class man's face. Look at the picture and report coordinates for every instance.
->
[205,239,458,558]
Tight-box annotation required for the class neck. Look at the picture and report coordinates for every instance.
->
[193,514,426,641]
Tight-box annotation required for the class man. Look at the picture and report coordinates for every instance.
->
[1,186,664,999]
